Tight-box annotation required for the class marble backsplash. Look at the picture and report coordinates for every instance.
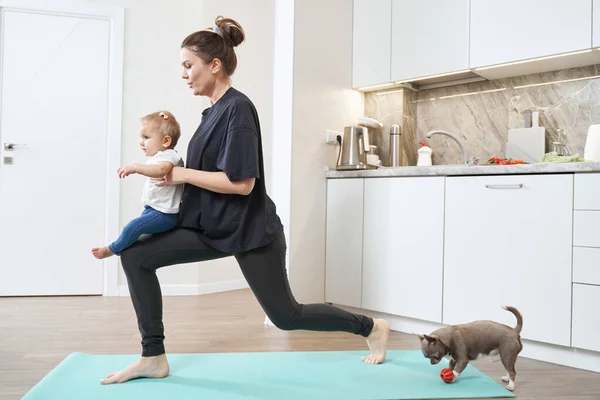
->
[365,64,600,166]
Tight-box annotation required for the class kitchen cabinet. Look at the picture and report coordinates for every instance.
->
[572,283,600,352]
[574,211,600,247]
[361,177,445,322]
[595,0,600,48]
[469,0,592,69]
[391,0,469,82]
[352,0,391,88]
[573,247,600,286]
[573,172,600,286]
[325,178,364,308]
[574,173,600,209]
[443,174,573,347]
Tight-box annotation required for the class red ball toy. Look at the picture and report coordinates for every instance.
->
[440,368,454,383]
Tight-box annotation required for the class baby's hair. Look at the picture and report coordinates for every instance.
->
[141,110,181,148]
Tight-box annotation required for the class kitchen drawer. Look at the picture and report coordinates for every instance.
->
[573,211,600,247]
[574,173,600,210]
[572,283,600,352]
[573,247,600,286]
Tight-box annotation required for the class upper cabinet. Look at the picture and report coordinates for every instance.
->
[469,0,593,68]
[594,0,600,47]
[391,0,469,82]
[352,0,391,88]
[352,0,599,89]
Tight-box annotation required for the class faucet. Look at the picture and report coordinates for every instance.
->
[426,130,475,165]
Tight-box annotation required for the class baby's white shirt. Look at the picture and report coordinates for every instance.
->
[141,149,184,214]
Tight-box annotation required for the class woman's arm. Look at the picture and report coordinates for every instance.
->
[157,166,255,196]
[186,169,255,195]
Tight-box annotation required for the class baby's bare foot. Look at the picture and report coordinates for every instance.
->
[362,318,390,365]
[100,354,169,384]
[92,246,113,259]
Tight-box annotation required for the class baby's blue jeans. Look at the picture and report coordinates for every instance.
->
[109,205,178,256]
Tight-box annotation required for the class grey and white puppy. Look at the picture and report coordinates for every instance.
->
[417,306,523,391]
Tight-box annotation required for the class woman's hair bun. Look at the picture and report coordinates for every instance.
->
[215,15,245,47]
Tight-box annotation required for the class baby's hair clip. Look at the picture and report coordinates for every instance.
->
[159,112,168,120]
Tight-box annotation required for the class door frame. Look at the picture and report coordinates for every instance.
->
[0,0,124,296]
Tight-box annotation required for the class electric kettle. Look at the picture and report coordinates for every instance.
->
[336,126,374,170]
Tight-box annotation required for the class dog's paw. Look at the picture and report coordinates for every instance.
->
[452,371,461,382]
[501,375,509,382]
[505,381,515,391]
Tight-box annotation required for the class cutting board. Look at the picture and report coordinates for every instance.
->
[584,124,600,161]
[506,126,546,163]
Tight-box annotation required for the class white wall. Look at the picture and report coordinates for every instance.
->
[288,0,364,302]
[270,0,294,267]
[79,0,275,294]
[105,0,363,304]
[46,0,358,301]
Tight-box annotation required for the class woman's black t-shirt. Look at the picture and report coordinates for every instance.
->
[177,87,283,254]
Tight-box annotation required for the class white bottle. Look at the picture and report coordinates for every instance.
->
[417,143,433,166]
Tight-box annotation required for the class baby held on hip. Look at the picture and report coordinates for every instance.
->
[92,111,184,260]
[141,149,184,213]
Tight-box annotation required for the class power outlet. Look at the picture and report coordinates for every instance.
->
[325,129,341,145]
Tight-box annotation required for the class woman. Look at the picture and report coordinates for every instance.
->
[101,16,390,385]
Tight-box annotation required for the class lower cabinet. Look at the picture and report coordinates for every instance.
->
[361,177,445,323]
[572,283,600,352]
[325,173,579,349]
[325,178,364,308]
[442,174,573,347]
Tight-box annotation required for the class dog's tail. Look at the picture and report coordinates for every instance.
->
[502,305,523,334]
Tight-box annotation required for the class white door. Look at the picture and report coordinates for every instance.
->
[0,10,110,295]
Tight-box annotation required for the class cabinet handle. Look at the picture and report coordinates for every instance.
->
[485,184,524,189]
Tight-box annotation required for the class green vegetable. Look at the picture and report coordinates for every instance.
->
[540,152,585,163]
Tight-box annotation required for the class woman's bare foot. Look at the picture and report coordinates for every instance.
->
[362,318,390,365]
[100,354,170,384]
[92,246,114,259]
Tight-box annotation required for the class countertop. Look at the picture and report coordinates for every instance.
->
[325,161,600,178]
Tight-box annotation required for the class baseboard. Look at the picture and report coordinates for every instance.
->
[518,339,600,373]
[334,303,600,374]
[118,279,249,297]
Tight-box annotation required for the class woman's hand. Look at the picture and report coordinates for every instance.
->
[153,166,187,187]
[154,168,254,195]
[117,164,137,178]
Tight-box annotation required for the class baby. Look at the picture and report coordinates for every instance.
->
[92,111,184,259]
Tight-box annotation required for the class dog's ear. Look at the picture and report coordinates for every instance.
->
[437,337,450,349]
[423,334,438,343]
[417,333,425,341]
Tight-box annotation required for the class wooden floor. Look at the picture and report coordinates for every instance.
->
[1,289,599,400]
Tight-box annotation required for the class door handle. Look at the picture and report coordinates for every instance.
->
[4,143,28,150]
[485,184,524,189]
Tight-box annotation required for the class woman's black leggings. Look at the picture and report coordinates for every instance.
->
[120,228,374,356]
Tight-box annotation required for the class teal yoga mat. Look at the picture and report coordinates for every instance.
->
[23,350,515,399]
